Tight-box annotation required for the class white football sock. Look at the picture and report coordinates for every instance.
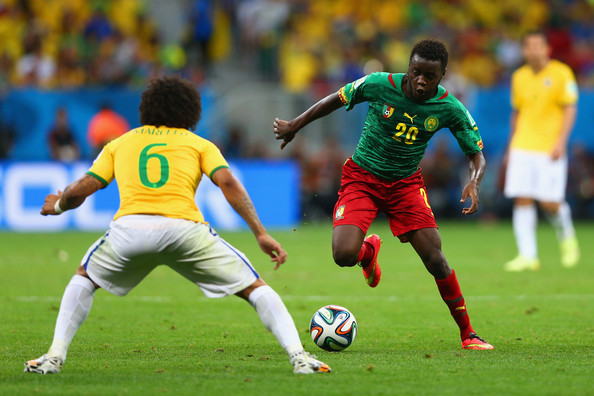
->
[47,275,96,361]
[546,201,576,241]
[248,285,303,357]
[513,203,538,260]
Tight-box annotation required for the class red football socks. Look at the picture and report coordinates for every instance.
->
[356,239,373,265]
[435,269,474,340]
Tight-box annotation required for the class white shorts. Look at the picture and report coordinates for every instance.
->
[504,149,567,202]
[82,215,259,298]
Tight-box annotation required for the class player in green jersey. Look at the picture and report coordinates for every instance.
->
[273,39,493,350]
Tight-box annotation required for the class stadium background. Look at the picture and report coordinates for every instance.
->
[1,0,594,230]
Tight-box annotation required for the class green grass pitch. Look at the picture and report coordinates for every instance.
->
[1,221,593,395]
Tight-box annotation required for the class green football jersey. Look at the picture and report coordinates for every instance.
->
[338,72,483,180]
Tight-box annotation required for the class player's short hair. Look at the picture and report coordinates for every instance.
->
[409,39,449,72]
[522,30,548,44]
[139,75,202,130]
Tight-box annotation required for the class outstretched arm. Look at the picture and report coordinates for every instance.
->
[212,168,288,269]
[460,151,486,215]
[273,91,344,150]
[41,174,104,215]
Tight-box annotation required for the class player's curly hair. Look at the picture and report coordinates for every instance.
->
[139,75,202,130]
[409,39,449,72]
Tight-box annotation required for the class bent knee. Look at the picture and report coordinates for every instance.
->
[75,266,101,289]
[333,247,359,267]
[539,202,560,214]
[236,278,267,301]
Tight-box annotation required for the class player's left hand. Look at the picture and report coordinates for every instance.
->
[273,117,297,150]
[551,143,566,161]
[460,182,479,215]
[40,190,63,216]
[257,233,288,270]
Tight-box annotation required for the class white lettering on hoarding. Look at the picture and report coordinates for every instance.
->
[4,164,70,231]
[0,162,245,231]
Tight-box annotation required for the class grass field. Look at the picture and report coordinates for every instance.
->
[1,220,593,396]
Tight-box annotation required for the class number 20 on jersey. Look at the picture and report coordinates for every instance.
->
[392,123,418,145]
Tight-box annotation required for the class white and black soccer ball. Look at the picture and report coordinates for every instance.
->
[309,305,357,351]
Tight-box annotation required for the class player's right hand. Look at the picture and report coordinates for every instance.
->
[40,189,63,216]
[273,117,296,150]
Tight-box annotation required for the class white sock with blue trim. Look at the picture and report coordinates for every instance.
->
[248,285,304,358]
[47,274,96,361]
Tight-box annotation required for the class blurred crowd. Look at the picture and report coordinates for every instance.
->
[1,0,593,91]
[239,0,594,91]
[0,0,163,90]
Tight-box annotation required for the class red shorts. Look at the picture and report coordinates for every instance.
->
[333,158,437,242]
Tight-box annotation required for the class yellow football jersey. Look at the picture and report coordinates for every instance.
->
[87,126,229,223]
[510,59,578,153]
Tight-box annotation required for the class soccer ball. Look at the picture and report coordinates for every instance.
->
[309,305,357,351]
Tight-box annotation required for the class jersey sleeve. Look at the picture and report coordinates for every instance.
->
[86,145,115,187]
[338,72,385,111]
[449,103,484,155]
[201,140,230,179]
[558,66,578,106]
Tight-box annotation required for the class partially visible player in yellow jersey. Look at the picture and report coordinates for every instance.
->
[25,76,331,376]
[510,55,578,154]
[503,30,579,272]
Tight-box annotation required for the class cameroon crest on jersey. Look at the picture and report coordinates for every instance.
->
[424,116,439,131]
[338,72,484,180]
[335,205,345,220]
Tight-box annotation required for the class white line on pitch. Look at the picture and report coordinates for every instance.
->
[15,296,172,303]
[14,294,594,303]
[277,294,594,302]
